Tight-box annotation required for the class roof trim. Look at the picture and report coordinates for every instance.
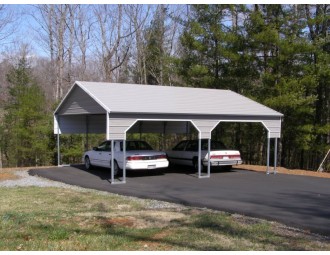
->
[109,111,283,118]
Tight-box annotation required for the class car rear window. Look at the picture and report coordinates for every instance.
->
[120,141,153,151]
[201,140,227,150]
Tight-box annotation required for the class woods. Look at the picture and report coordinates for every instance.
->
[0,4,329,170]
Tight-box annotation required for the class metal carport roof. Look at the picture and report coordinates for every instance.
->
[54,81,283,184]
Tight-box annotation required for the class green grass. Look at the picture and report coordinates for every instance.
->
[0,186,329,251]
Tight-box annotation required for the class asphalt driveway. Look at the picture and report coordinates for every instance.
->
[29,165,330,236]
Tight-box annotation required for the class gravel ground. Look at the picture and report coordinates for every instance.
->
[0,170,74,188]
[0,169,184,210]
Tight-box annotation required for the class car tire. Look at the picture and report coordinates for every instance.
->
[85,156,92,170]
[110,160,120,176]
[193,158,206,172]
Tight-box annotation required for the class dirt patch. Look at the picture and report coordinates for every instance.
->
[234,164,330,179]
[0,172,18,181]
[0,166,55,182]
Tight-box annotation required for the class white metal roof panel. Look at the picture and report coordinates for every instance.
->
[72,81,282,117]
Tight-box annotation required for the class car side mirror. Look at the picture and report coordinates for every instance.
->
[93,147,98,151]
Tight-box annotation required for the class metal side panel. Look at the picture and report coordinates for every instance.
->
[108,117,137,140]
[57,85,105,115]
[263,119,282,138]
[191,119,219,139]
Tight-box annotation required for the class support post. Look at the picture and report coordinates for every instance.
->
[207,138,211,177]
[57,131,60,167]
[106,113,110,140]
[274,138,278,174]
[56,115,61,167]
[123,139,126,183]
[197,136,210,179]
[111,140,114,183]
[198,137,202,178]
[266,135,270,174]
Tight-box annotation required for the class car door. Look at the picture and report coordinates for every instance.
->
[97,141,112,168]
[167,141,188,165]
[88,141,106,166]
[91,141,111,167]
[183,140,198,166]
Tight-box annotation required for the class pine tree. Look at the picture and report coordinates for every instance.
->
[178,5,229,88]
[2,57,52,167]
[246,5,319,169]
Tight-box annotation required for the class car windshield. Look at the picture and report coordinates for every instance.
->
[201,140,227,150]
[120,141,153,151]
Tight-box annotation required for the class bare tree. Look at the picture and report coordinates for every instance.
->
[31,4,74,100]
[126,5,150,84]
[93,5,135,82]
[72,5,95,80]
[0,5,17,45]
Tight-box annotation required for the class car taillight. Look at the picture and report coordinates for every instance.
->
[210,155,223,159]
[127,156,144,161]
[126,155,166,161]
[210,154,241,159]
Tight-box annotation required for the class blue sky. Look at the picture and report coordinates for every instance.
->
[0,5,50,57]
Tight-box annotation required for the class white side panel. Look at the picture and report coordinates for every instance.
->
[108,118,136,140]
[263,119,282,138]
[192,119,219,139]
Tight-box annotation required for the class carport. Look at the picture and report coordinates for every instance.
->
[54,81,283,184]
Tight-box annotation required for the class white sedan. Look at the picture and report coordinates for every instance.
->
[83,140,169,175]
[166,140,242,170]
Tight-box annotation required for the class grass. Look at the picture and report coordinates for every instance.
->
[0,186,329,251]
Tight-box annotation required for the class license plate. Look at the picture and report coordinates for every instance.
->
[148,165,156,169]
[223,156,229,160]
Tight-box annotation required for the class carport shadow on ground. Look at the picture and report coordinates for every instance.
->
[70,164,237,182]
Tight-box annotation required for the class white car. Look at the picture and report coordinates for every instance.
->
[83,140,169,175]
[166,139,242,170]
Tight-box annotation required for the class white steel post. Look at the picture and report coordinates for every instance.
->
[123,139,126,183]
[111,140,114,183]
[198,137,202,178]
[57,131,60,166]
[106,113,110,140]
[266,135,270,174]
[56,115,61,167]
[207,138,211,177]
[274,138,278,174]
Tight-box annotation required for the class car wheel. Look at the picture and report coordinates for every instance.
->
[110,160,120,176]
[193,158,206,172]
[193,158,200,171]
[85,156,92,170]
